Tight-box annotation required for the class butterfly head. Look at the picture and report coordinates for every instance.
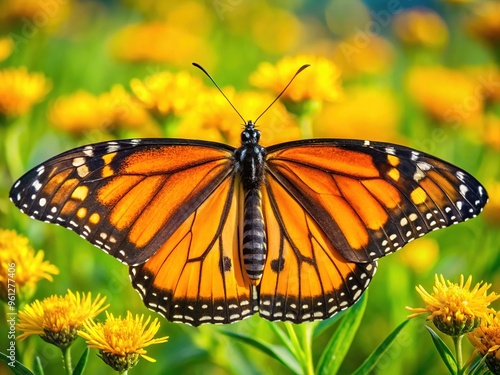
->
[241,120,260,146]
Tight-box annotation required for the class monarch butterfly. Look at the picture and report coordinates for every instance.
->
[10,65,488,326]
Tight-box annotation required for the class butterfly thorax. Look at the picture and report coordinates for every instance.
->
[234,121,267,284]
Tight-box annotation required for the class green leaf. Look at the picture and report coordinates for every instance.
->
[0,352,35,375]
[313,308,349,339]
[268,323,297,358]
[33,357,44,375]
[220,330,302,374]
[351,320,410,375]
[72,348,89,375]
[425,326,457,375]
[315,293,368,375]
[467,352,488,375]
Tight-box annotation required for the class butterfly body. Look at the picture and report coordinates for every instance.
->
[10,128,488,326]
[234,121,268,283]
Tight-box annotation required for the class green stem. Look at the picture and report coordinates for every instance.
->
[62,346,72,375]
[284,323,303,361]
[453,335,464,375]
[300,324,315,375]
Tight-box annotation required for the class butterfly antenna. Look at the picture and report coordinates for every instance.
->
[192,62,246,124]
[254,64,310,124]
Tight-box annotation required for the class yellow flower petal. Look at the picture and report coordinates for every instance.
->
[250,55,342,103]
[0,67,51,117]
[407,274,499,336]
[79,311,168,372]
[0,229,59,301]
[406,66,483,127]
[130,70,204,120]
[393,8,448,48]
[17,290,108,348]
[468,312,500,373]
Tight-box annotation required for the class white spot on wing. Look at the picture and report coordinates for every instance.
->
[33,180,42,191]
[83,146,94,157]
[385,146,396,155]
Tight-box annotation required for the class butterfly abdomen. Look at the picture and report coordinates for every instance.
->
[242,188,267,282]
[234,122,268,283]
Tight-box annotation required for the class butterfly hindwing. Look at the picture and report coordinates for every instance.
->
[259,171,377,323]
[265,139,488,264]
[130,175,257,326]
[9,139,235,265]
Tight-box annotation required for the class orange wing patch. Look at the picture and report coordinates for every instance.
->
[259,173,377,323]
[268,156,399,261]
[9,140,236,266]
[130,176,256,326]
[269,144,380,178]
[267,140,488,264]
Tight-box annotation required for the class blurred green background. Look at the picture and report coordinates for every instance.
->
[0,0,499,374]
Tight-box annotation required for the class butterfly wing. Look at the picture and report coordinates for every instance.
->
[130,173,258,326]
[258,139,487,322]
[259,172,377,322]
[10,139,236,265]
[10,139,257,325]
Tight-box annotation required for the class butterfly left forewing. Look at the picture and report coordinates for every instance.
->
[9,139,235,265]
[130,175,257,326]
[259,172,377,323]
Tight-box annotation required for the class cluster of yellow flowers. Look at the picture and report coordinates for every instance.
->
[0,228,58,301]
[0,54,343,147]
[0,229,168,373]
[407,274,500,372]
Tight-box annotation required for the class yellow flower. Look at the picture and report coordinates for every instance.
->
[483,180,500,226]
[0,0,72,30]
[250,5,303,55]
[50,86,152,134]
[406,275,499,336]
[176,89,300,147]
[99,85,152,130]
[49,90,103,133]
[0,37,13,62]
[121,0,214,36]
[79,311,168,372]
[467,1,500,49]
[406,66,483,126]
[332,35,395,79]
[110,22,214,67]
[464,65,500,105]
[0,229,58,302]
[250,55,342,104]
[130,70,205,121]
[468,312,500,374]
[392,8,448,48]
[18,291,108,349]
[313,86,402,142]
[0,67,51,117]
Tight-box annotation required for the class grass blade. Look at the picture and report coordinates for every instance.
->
[72,347,89,375]
[220,330,302,374]
[316,293,367,375]
[351,320,410,375]
[425,326,457,375]
[0,352,35,375]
